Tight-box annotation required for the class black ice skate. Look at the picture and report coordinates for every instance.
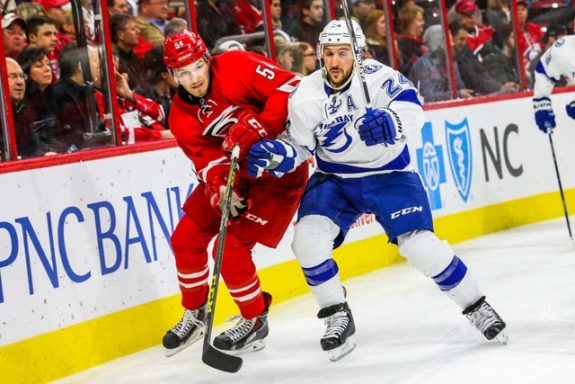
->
[463,296,508,344]
[213,292,272,354]
[317,302,357,361]
[162,304,206,357]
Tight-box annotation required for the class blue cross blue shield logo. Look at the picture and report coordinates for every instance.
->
[416,122,446,210]
[445,118,472,202]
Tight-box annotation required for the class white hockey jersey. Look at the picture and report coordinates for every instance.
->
[287,59,424,178]
[534,36,575,99]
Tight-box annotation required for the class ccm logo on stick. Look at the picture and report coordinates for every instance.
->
[391,206,423,219]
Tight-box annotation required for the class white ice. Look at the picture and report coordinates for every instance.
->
[53,218,575,384]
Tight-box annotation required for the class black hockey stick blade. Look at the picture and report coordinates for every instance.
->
[202,345,243,373]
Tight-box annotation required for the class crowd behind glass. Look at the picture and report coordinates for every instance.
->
[0,0,573,161]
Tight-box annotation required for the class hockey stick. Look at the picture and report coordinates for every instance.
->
[201,145,243,373]
[339,0,405,140]
[340,0,371,107]
[547,132,573,243]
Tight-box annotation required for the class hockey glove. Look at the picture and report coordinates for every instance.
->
[204,165,248,218]
[357,107,399,146]
[248,139,297,178]
[566,100,575,120]
[222,113,270,160]
[533,97,556,133]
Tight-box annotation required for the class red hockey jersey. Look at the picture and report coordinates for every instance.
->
[168,50,300,183]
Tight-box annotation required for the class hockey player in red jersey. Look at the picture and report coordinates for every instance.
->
[161,30,308,356]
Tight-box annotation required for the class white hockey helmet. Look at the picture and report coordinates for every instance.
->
[317,19,366,55]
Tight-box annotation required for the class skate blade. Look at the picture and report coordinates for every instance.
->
[327,337,357,362]
[219,339,266,356]
[495,330,509,345]
[164,326,206,357]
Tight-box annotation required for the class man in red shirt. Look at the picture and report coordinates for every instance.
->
[161,31,308,356]
[453,0,494,58]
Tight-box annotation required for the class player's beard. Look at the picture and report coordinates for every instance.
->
[328,65,353,88]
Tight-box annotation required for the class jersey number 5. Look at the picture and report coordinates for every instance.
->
[256,65,275,80]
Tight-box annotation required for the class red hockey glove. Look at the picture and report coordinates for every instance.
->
[222,113,270,160]
[204,165,249,218]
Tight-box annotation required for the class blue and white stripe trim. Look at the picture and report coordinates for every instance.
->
[302,259,339,286]
[432,256,467,291]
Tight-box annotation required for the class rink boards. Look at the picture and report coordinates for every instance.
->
[1,92,574,383]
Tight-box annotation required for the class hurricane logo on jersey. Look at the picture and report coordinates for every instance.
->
[202,105,241,137]
[317,114,353,153]
[445,118,472,202]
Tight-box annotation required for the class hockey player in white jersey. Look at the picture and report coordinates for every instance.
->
[247,19,507,361]
[533,35,575,132]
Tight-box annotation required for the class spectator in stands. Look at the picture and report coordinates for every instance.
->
[450,20,518,96]
[111,13,146,88]
[135,46,177,124]
[25,16,59,80]
[108,0,130,14]
[196,0,242,50]
[54,9,79,55]
[482,24,519,86]
[136,0,169,46]
[516,0,543,86]
[351,0,375,30]
[286,0,325,47]
[111,50,173,143]
[2,12,28,59]
[52,43,110,152]
[277,43,295,72]
[409,24,473,103]
[16,2,49,21]
[233,0,264,34]
[270,0,283,30]
[396,4,425,76]
[364,9,391,67]
[452,0,494,58]
[164,17,187,37]
[18,46,62,153]
[38,0,68,32]
[298,41,317,75]
[6,58,45,158]
[485,0,511,32]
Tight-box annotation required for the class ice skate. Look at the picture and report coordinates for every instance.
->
[318,302,357,361]
[162,305,206,357]
[213,292,272,354]
[463,296,508,344]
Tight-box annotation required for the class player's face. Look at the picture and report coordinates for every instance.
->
[173,58,210,98]
[322,44,354,88]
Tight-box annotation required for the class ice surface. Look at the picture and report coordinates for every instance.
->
[53,218,575,384]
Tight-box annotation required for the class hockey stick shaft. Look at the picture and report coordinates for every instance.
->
[547,132,573,241]
[340,0,371,107]
[202,145,243,373]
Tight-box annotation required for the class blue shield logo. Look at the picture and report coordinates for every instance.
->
[445,118,472,202]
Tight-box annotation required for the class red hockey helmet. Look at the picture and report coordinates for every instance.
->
[163,31,209,69]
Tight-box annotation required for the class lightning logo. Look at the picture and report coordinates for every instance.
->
[318,114,353,153]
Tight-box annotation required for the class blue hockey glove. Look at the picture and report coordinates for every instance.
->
[566,100,575,120]
[533,97,556,133]
[248,140,296,178]
[357,107,398,146]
